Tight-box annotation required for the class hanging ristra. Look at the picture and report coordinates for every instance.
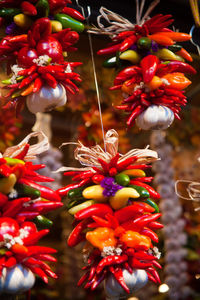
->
[57,129,163,298]
[0,131,63,295]
[0,1,85,114]
[89,1,196,130]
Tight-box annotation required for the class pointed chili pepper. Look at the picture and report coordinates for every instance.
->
[75,204,113,220]
[18,178,61,202]
[27,246,57,256]
[77,271,90,286]
[33,77,43,93]
[34,254,57,262]
[57,178,91,197]
[130,181,160,199]
[97,44,121,55]
[114,204,144,223]
[62,7,85,21]
[134,250,156,261]
[26,201,63,214]
[130,257,152,269]
[67,219,90,247]
[41,73,57,88]
[110,266,130,293]
[134,213,161,228]
[140,55,159,83]
[116,156,137,171]
[147,221,164,229]
[91,270,107,290]
[96,255,128,274]
[21,1,37,16]
[23,229,49,245]
[4,256,17,268]
[140,228,159,243]
[92,215,110,227]
[126,105,145,127]
[119,35,137,52]
[147,267,161,284]
[27,265,48,283]
[14,144,30,160]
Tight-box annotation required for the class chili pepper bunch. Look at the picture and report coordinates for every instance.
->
[0,0,84,35]
[58,129,163,295]
[91,7,196,130]
[1,14,84,113]
[0,133,63,293]
[112,56,196,128]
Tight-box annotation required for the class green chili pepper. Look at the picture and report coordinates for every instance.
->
[0,248,7,255]
[36,0,49,17]
[0,8,21,17]
[103,56,117,68]
[115,173,130,186]
[15,183,41,198]
[129,185,150,198]
[4,157,25,166]
[54,14,84,32]
[137,37,152,50]
[168,44,182,53]
[67,187,83,199]
[145,198,159,213]
[34,215,53,229]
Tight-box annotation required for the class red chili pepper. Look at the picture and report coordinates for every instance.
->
[57,178,91,197]
[114,204,144,223]
[147,221,164,229]
[27,265,48,283]
[134,250,156,261]
[0,164,12,177]
[91,215,110,227]
[19,73,38,89]
[4,257,17,268]
[23,229,49,245]
[125,164,152,170]
[147,267,161,284]
[140,55,159,83]
[67,219,90,247]
[132,201,155,213]
[152,260,162,269]
[130,181,160,199]
[140,228,159,243]
[110,266,130,293]
[14,144,30,160]
[130,257,152,269]
[18,178,61,202]
[147,271,157,283]
[27,246,57,256]
[134,213,161,228]
[75,204,113,220]
[25,201,63,213]
[91,270,107,290]
[157,61,196,77]
[3,198,31,218]
[96,255,128,274]
[0,193,8,207]
[97,44,121,56]
[41,73,57,89]
[113,31,135,41]
[9,34,28,43]
[116,156,137,171]
[119,35,137,52]
[78,271,90,286]
[127,105,145,127]
[62,7,85,21]
[21,1,37,15]
[33,77,43,93]
[114,66,141,85]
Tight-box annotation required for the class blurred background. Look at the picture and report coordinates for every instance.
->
[1,0,200,299]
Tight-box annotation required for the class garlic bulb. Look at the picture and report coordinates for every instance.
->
[136,105,174,130]
[0,264,35,294]
[104,269,148,300]
[26,84,67,114]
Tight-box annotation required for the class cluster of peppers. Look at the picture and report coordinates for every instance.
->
[0,140,63,293]
[0,1,84,114]
[58,149,163,294]
[0,0,84,34]
[96,13,196,129]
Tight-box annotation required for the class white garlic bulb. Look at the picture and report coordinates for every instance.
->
[0,264,35,294]
[104,269,148,300]
[26,84,67,114]
[136,105,174,130]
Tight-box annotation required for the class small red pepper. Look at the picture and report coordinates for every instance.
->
[97,44,121,56]
[62,7,85,21]
[75,204,113,220]
[21,1,37,16]
[67,219,90,247]
[140,55,159,83]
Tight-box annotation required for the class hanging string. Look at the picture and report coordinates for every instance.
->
[76,1,106,152]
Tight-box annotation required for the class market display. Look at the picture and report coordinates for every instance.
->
[58,129,163,298]
[90,5,196,130]
[0,1,84,114]
[0,132,62,294]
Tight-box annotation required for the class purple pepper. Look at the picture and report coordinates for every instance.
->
[5,22,17,35]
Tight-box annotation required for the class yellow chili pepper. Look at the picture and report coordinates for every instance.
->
[0,174,17,194]
[82,185,107,202]
[120,50,141,64]
[121,81,136,95]
[86,227,117,251]
[120,231,151,249]
[156,48,178,60]
[50,20,63,32]
[109,187,140,210]
[68,200,95,215]
[122,169,146,177]
[14,14,33,29]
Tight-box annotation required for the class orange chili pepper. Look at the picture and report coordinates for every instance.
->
[176,48,193,62]
[146,76,163,91]
[148,34,174,46]
[86,227,117,251]
[11,243,29,255]
[162,72,191,90]
[21,82,35,96]
[120,230,151,249]
[156,31,191,42]
[121,81,136,94]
